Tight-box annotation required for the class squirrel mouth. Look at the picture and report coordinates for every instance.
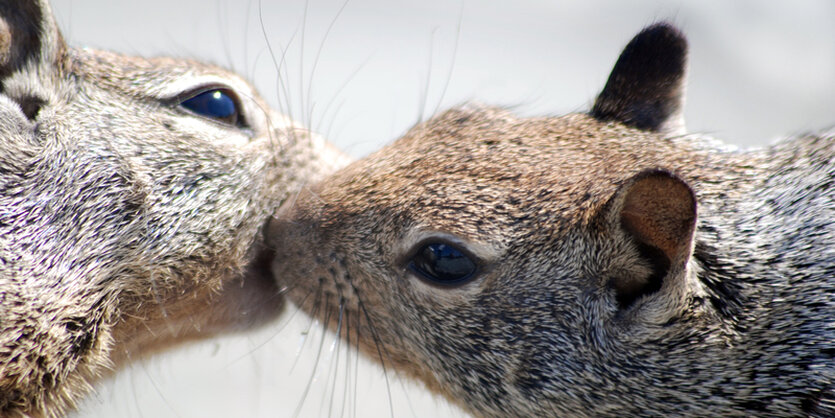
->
[109,241,286,366]
[233,242,287,330]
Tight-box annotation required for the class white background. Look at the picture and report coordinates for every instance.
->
[47,0,834,417]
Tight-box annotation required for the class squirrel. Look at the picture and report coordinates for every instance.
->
[0,0,348,416]
[269,22,834,416]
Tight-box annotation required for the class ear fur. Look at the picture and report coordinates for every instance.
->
[0,0,65,79]
[591,22,688,135]
[605,169,697,309]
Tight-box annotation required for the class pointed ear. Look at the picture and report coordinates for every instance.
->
[0,0,66,79]
[606,169,697,308]
[591,22,688,135]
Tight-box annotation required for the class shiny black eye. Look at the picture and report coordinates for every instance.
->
[179,88,242,126]
[408,242,477,286]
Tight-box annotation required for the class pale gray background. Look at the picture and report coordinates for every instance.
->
[47,0,834,417]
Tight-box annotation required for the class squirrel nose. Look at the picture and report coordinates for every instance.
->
[267,192,319,272]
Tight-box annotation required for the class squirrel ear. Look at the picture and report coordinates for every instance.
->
[607,169,697,308]
[591,22,688,135]
[0,0,66,78]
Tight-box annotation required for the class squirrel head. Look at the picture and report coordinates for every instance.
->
[270,23,714,415]
[0,0,348,414]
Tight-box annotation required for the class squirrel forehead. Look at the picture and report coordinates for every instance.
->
[68,48,253,98]
[317,107,695,232]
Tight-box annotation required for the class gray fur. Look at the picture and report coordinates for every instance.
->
[0,1,348,416]
[269,23,833,417]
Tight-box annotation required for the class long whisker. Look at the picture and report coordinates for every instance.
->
[416,27,437,125]
[429,2,464,118]
[352,306,362,418]
[292,291,332,418]
[258,0,298,125]
[298,0,309,129]
[216,0,234,73]
[224,282,308,366]
[340,307,353,418]
[353,289,396,417]
[315,57,371,143]
[326,296,346,418]
[304,0,352,136]
[243,0,254,78]
[289,279,323,373]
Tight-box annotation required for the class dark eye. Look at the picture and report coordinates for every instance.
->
[408,242,477,286]
[179,88,242,126]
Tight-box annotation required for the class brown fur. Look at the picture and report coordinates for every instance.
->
[270,23,833,416]
[0,1,348,416]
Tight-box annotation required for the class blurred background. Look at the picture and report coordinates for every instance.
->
[50,0,834,417]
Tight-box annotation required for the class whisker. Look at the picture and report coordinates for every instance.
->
[290,280,322,373]
[315,57,372,139]
[138,358,180,416]
[242,0,254,78]
[351,307,362,418]
[224,283,306,365]
[148,271,178,339]
[353,308,363,418]
[304,0,352,136]
[238,91,287,165]
[216,0,234,73]
[271,181,307,225]
[416,27,437,125]
[353,289,396,418]
[429,2,464,119]
[258,0,298,126]
[340,307,353,418]
[292,291,332,418]
[397,374,421,418]
[297,0,310,130]
[297,182,328,206]
[326,296,346,418]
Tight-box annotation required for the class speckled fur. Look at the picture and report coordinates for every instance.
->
[269,24,833,416]
[0,1,348,416]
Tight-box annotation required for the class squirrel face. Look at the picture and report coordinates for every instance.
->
[270,111,707,416]
[270,23,834,416]
[0,0,348,415]
[271,23,703,415]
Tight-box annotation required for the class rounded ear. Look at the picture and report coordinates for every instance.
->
[620,170,697,266]
[604,169,697,309]
[0,0,66,78]
[591,22,688,136]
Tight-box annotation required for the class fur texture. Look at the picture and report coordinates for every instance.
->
[270,23,834,416]
[0,1,348,416]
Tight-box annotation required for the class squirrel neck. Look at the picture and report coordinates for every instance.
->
[694,133,834,313]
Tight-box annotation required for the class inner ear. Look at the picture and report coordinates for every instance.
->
[620,171,696,263]
[610,169,696,308]
[591,22,688,135]
[613,242,670,309]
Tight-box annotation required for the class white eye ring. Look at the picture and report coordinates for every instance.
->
[397,229,505,294]
[407,240,479,287]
